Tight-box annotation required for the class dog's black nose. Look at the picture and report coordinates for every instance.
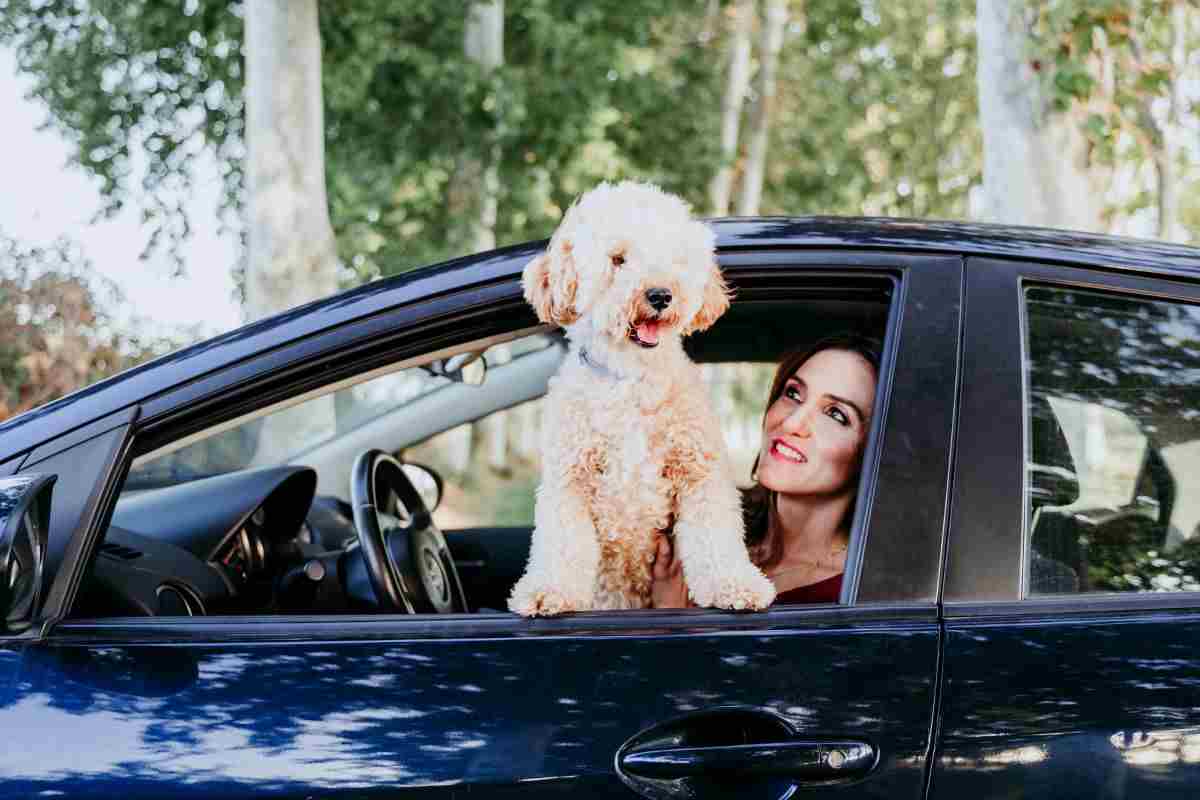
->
[646,287,672,312]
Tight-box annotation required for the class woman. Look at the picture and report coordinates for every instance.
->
[651,333,880,607]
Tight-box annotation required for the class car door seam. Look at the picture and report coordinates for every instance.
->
[922,253,964,800]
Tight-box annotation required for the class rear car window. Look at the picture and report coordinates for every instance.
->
[1024,285,1200,596]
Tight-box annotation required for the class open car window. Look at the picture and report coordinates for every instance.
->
[74,275,898,619]
[409,362,782,531]
[125,334,560,493]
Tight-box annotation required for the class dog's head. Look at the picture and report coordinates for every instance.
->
[522,181,730,351]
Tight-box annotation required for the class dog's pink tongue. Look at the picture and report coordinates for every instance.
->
[636,322,660,345]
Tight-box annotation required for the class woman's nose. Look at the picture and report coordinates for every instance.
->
[782,405,814,437]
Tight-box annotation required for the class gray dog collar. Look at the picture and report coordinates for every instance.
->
[579,347,623,381]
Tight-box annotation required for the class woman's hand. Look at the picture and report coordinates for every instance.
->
[650,533,692,608]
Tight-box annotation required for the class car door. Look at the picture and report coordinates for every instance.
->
[934,256,1200,800]
[0,250,961,800]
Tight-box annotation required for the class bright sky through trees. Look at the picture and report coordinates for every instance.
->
[0,47,240,338]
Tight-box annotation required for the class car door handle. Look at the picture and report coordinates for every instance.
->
[615,709,879,799]
[619,739,876,781]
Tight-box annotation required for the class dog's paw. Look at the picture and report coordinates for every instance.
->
[692,569,777,611]
[508,581,588,617]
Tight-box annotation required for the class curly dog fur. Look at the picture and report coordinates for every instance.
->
[508,181,776,616]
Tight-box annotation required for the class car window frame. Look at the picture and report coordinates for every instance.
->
[41,249,961,640]
[946,255,1200,617]
[11,413,136,637]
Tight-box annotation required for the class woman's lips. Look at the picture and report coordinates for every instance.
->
[770,439,807,464]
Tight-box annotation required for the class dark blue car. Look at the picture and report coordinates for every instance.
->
[2,218,1200,799]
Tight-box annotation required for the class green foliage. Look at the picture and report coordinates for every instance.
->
[1052,61,1095,107]
[320,0,714,279]
[768,0,981,219]
[1180,175,1200,232]
[1029,0,1185,161]
[0,0,246,274]
[1090,541,1200,594]
[0,0,989,291]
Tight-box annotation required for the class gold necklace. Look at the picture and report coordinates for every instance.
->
[768,541,847,579]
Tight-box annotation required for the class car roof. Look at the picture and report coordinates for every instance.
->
[715,217,1200,277]
[4,216,1199,462]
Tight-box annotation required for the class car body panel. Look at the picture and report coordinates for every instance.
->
[5,219,1200,797]
[0,455,22,478]
[936,254,1200,798]
[24,423,135,624]
[935,609,1200,800]
[3,611,937,799]
[715,218,1200,278]
[0,240,964,798]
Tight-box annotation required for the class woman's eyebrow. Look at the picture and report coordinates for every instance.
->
[825,393,865,423]
[789,378,866,422]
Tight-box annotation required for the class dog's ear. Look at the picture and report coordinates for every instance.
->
[684,258,731,335]
[522,241,580,326]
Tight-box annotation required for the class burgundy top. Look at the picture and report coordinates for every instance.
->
[773,573,843,605]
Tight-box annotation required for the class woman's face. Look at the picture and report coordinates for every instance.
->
[756,348,877,498]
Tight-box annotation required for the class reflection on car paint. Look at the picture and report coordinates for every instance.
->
[1,624,935,798]
[936,615,1200,799]
[1110,729,1200,766]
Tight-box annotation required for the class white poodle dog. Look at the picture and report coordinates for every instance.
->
[508,181,776,616]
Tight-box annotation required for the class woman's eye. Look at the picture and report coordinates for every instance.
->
[827,406,849,426]
[610,253,625,267]
[784,386,802,402]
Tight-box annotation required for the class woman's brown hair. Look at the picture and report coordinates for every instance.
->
[743,332,882,569]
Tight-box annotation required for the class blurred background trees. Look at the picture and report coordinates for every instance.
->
[0,231,178,421]
[0,0,1196,416]
[979,0,1198,237]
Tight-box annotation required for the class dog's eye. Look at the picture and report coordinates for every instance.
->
[610,253,625,268]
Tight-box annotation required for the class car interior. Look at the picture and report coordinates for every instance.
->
[73,281,895,619]
[1026,284,1200,597]
[1029,398,1185,596]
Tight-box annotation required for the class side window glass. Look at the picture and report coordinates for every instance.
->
[74,280,895,620]
[1025,286,1200,595]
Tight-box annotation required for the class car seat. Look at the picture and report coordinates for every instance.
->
[1027,397,1083,595]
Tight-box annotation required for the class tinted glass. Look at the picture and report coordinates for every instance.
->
[1025,285,1200,595]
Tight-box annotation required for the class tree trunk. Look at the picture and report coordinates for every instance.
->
[1157,0,1187,242]
[243,0,338,321]
[243,0,339,466]
[512,399,540,462]
[708,0,755,216]
[456,1,509,473]
[975,0,1107,232]
[448,0,504,256]
[444,424,474,478]
[737,0,788,217]
[479,343,511,474]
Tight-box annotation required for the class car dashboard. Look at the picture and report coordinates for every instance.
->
[76,466,365,618]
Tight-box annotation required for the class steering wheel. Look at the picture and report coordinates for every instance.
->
[350,450,468,614]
